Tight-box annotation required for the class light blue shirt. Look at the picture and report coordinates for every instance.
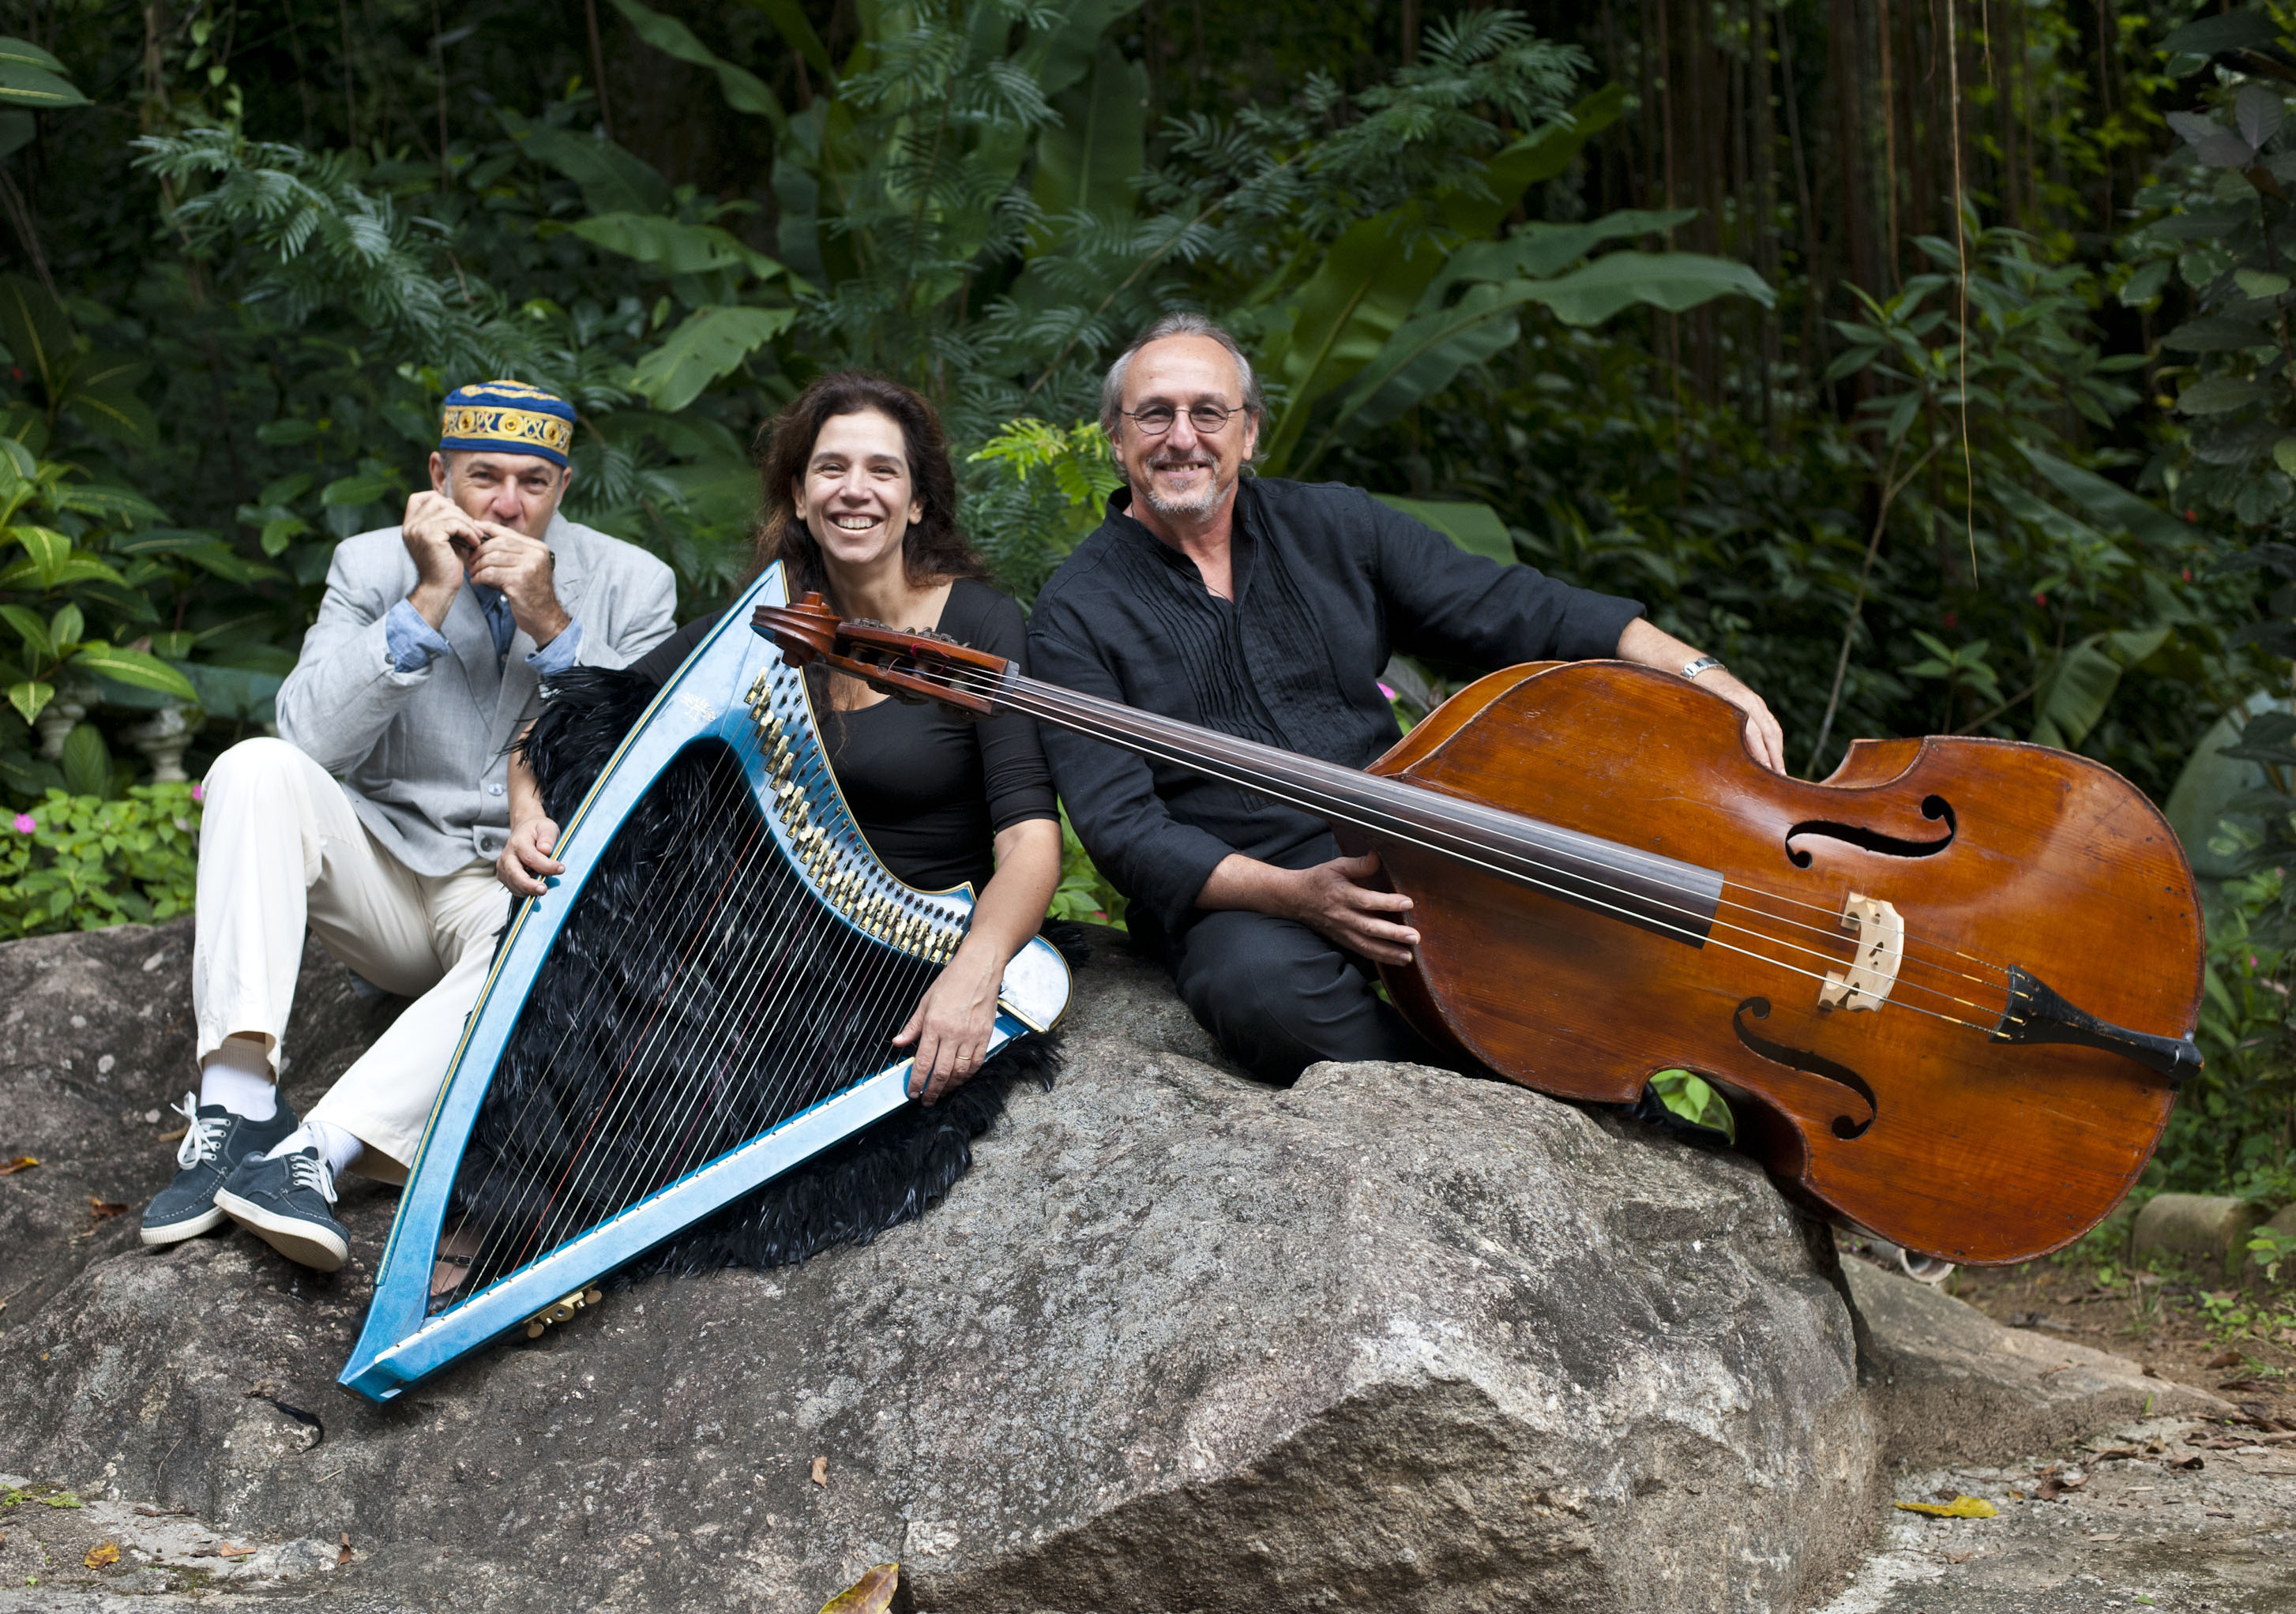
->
[383,591,584,678]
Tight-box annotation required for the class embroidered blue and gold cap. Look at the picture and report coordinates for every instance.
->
[438,380,576,468]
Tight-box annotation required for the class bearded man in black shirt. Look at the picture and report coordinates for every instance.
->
[1028,313,1787,1083]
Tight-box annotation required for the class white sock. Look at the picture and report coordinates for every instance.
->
[265,1119,363,1178]
[199,1038,277,1121]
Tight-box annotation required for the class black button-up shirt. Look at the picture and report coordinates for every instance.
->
[1028,477,1644,948]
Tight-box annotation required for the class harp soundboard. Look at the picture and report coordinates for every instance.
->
[340,562,1070,1401]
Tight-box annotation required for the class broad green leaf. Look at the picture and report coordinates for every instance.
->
[628,306,796,412]
[1310,283,1530,460]
[1452,84,1630,236]
[54,482,166,525]
[2162,315,2273,352]
[2031,635,2125,749]
[1370,494,1515,565]
[6,678,52,723]
[259,516,308,557]
[59,351,156,446]
[507,118,673,217]
[735,0,832,81]
[0,273,70,397]
[608,0,786,130]
[1518,251,1774,327]
[320,472,397,507]
[1441,208,1700,291]
[0,56,86,109]
[1256,85,1630,475]
[2160,13,2281,58]
[2178,375,2265,414]
[39,553,127,587]
[1031,40,1147,238]
[67,645,197,702]
[47,602,81,650]
[2119,260,2173,306]
[0,602,50,659]
[2020,447,2189,548]
[0,37,68,74]
[7,523,68,581]
[2275,438,2296,478]
[57,719,107,797]
[568,212,787,282]
[2234,268,2290,299]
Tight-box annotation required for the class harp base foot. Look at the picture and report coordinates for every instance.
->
[524,1286,603,1339]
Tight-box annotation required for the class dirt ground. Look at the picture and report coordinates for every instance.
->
[1925,1244,2296,1432]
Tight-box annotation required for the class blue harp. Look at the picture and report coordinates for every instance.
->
[340,562,1072,1400]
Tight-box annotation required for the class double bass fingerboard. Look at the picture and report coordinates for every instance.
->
[742,666,970,964]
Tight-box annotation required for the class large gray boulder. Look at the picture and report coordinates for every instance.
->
[0,921,1886,1612]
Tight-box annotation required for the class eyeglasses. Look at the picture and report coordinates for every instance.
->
[1122,402,1241,436]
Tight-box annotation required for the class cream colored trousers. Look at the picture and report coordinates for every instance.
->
[194,738,508,1181]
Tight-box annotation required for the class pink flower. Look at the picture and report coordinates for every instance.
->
[190,780,204,803]
[1377,682,1398,701]
[11,813,35,834]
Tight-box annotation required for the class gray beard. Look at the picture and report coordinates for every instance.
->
[1140,464,1227,519]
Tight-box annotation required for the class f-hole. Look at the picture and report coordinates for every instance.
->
[1786,794,1956,869]
[1732,997,1877,1140]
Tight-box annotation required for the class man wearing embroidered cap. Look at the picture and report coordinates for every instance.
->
[140,381,677,1272]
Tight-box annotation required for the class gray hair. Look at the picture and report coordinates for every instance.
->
[1099,313,1264,443]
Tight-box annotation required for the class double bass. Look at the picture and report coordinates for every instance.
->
[757,594,2205,1267]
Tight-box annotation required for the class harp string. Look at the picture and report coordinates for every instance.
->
[442,697,780,1287]
[544,690,945,1261]
[441,659,958,1309]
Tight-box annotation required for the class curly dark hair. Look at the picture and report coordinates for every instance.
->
[749,372,987,601]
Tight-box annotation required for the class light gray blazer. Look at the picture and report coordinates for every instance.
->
[275,511,678,876]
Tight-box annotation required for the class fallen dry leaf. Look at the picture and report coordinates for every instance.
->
[191,1542,257,1560]
[336,1531,352,1567]
[83,1542,118,1569]
[2206,1348,2245,1370]
[2170,1455,2206,1471]
[818,1563,902,1614]
[87,1197,126,1218]
[244,1380,280,1399]
[1896,1496,1998,1519]
[134,1504,190,1518]
[0,1156,37,1176]
[156,1125,186,1143]
[2091,1447,2139,1462]
[810,1455,829,1489]
[2143,1364,2163,1378]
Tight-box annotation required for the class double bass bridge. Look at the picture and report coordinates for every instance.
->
[1818,891,1903,1012]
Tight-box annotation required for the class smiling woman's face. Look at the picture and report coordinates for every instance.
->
[793,408,923,575]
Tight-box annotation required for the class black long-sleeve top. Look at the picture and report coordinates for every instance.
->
[630,578,1056,892]
[1027,479,1644,949]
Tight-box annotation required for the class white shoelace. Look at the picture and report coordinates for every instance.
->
[173,1093,230,1172]
[284,1150,338,1206]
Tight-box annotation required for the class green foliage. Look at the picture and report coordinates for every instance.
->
[1047,806,1126,928]
[1648,1068,1734,1142]
[0,783,201,937]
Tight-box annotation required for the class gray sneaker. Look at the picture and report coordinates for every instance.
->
[139,1093,299,1247]
[214,1146,349,1272]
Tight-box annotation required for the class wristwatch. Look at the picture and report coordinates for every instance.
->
[1680,655,1726,681]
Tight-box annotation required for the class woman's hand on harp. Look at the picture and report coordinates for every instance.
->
[894,942,1005,1105]
[498,814,565,897]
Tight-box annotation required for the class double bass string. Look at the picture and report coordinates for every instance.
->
[904,659,2016,1034]
[909,655,2020,1003]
